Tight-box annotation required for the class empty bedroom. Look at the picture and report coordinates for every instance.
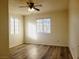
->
[9,0,70,59]
[0,0,79,59]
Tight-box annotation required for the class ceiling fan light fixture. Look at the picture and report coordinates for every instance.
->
[28,8,35,12]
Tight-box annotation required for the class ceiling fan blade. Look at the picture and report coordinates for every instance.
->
[34,4,42,7]
[27,2,29,4]
[33,7,40,11]
[19,6,28,8]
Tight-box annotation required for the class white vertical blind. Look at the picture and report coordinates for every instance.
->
[36,18,51,33]
[15,18,19,34]
[10,17,19,34]
[10,17,15,34]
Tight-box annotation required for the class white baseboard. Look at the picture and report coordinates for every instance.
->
[25,42,68,47]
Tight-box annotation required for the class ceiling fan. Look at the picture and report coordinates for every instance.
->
[19,0,42,11]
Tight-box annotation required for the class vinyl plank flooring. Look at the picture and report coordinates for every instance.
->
[9,44,73,59]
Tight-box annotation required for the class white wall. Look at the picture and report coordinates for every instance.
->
[69,0,79,59]
[0,0,9,59]
[9,15,24,48]
[25,10,68,46]
[77,46,79,59]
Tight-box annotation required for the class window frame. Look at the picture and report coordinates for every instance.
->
[36,17,51,33]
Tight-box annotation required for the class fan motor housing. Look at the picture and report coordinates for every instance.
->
[29,3,34,8]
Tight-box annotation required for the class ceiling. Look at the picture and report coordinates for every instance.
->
[9,0,69,15]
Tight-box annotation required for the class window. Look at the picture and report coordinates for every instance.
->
[10,17,19,34]
[10,17,15,34]
[15,18,19,34]
[36,18,51,33]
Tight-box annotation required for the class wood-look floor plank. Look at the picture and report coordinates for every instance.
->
[9,44,73,59]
